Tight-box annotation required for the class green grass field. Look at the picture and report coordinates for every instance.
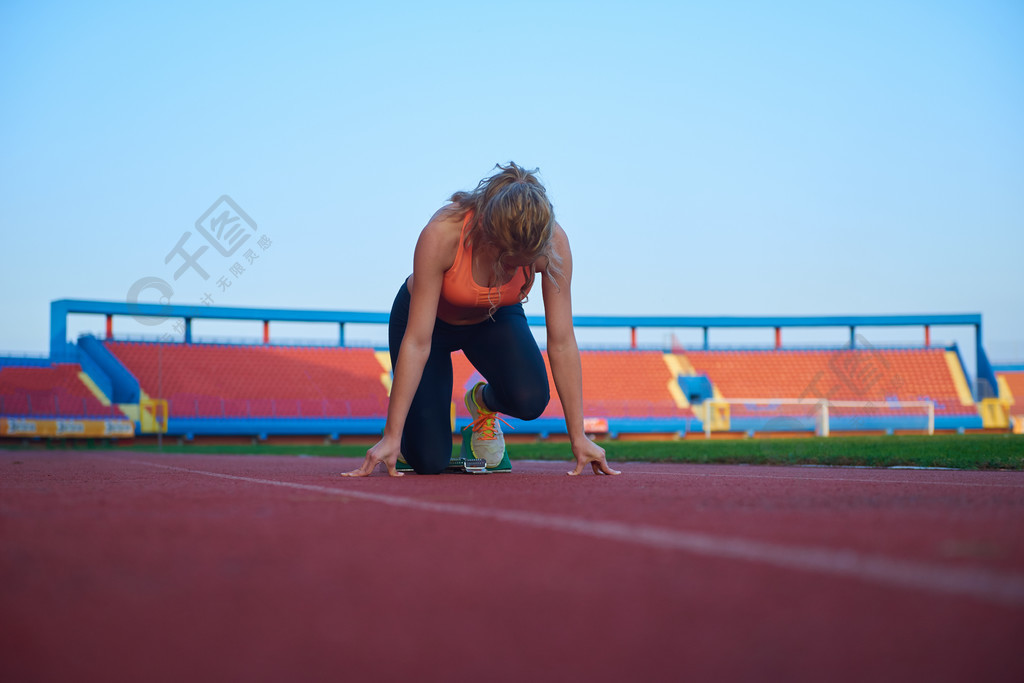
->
[14,433,1023,470]
[509,434,1024,470]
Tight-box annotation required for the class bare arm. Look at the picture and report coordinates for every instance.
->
[541,224,620,476]
[343,213,455,477]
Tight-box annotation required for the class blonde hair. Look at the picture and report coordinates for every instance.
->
[448,162,562,310]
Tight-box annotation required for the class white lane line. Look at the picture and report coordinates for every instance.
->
[622,469,1024,488]
[127,459,1024,607]
[514,461,1024,488]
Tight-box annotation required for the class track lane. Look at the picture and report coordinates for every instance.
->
[2,451,1022,683]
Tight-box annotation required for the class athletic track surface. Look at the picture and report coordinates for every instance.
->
[2,450,1023,683]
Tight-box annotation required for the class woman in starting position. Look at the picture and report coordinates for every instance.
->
[343,162,619,477]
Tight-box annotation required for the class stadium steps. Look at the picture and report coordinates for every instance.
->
[997,372,1021,412]
[995,371,1023,433]
[661,354,692,409]
[943,351,975,407]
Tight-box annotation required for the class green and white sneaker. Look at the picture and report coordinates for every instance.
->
[463,382,512,472]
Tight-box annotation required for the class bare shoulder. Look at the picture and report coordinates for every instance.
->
[423,204,463,238]
[415,204,464,271]
[550,220,570,250]
[537,220,572,274]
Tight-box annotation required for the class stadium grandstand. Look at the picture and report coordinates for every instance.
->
[0,299,1018,443]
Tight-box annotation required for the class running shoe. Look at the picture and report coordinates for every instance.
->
[463,381,512,471]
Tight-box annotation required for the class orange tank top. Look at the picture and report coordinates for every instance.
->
[439,211,531,313]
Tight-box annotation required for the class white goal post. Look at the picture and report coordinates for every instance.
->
[703,398,935,438]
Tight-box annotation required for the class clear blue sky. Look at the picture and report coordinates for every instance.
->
[2,0,1022,365]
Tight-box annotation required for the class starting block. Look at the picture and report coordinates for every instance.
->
[446,456,489,474]
[397,454,488,474]
[395,430,510,474]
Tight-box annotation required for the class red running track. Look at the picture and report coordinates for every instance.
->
[2,451,1023,683]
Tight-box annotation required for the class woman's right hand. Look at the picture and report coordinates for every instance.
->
[341,434,405,477]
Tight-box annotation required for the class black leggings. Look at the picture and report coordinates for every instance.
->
[389,281,549,474]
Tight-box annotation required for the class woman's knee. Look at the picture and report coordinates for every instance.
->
[491,383,549,421]
[410,459,446,475]
[401,444,451,475]
[521,384,550,420]
[401,424,453,473]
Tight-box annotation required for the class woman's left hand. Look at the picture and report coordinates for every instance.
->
[568,436,621,476]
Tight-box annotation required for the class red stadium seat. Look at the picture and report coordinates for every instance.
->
[0,364,124,418]
[684,348,975,417]
[96,342,976,425]
[105,342,391,418]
